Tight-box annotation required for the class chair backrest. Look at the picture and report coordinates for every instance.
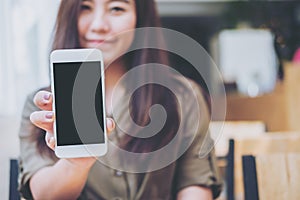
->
[9,159,20,200]
[242,155,258,200]
[243,153,300,200]
[226,139,235,200]
[209,120,266,157]
[233,132,300,200]
[210,120,265,200]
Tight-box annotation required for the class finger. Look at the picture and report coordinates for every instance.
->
[45,132,55,151]
[30,111,54,133]
[106,118,115,134]
[33,91,53,111]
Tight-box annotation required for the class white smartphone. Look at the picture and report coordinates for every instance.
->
[50,49,107,158]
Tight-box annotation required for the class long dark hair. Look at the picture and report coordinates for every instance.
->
[36,0,180,157]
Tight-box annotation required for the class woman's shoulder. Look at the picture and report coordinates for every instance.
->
[170,75,207,107]
[171,74,204,92]
[171,74,211,136]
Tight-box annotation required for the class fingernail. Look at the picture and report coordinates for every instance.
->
[46,112,53,119]
[107,118,112,128]
[107,118,113,129]
[49,137,55,144]
[44,93,51,100]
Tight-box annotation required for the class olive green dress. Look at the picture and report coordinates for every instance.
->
[18,76,222,200]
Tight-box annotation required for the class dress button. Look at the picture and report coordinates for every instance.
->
[112,197,123,200]
[114,170,123,177]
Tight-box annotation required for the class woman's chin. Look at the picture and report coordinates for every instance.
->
[103,53,124,66]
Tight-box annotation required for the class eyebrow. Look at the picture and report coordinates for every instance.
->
[108,0,130,3]
[82,0,130,3]
[82,0,131,6]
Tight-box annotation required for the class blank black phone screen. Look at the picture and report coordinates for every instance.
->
[53,61,104,146]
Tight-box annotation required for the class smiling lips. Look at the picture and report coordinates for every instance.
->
[89,39,105,44]
[85,38,117,48]
[86,38,116,44]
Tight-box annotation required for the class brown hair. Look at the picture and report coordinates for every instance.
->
[36,0,180,156]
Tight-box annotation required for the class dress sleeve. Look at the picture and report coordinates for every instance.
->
[175,81,223,199]
[18,91,57,199]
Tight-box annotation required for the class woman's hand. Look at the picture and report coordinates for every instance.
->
[28,90,114,199]
[30,90,115,167]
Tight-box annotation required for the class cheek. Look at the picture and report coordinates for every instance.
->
[128,12,137,30]
[130,14,137,30]
[117,14,137,45]
[114,12,136,33]
[77,16,89,38]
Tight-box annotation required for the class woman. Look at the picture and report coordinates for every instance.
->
[18,0,222,199]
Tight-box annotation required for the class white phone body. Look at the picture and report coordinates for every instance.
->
[50,49,107,158]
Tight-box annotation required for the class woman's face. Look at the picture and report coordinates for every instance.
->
[78,0,137,64]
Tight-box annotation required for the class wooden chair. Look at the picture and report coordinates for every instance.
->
[226,132,300,200]
[226,139,234,200]
[209,120,265,200]
[243,153,300,200]
[209,121,266,158]
[242,155,258,200]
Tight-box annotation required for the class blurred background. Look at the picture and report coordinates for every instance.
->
[0,0,59,198]
[2,0,300,199]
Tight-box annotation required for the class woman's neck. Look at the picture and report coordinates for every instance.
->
[104,60,126,89]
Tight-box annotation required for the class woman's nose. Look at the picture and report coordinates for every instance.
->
[90,13,110,33]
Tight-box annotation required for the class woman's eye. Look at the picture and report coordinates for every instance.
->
[81,4,91,11]
[110,7,125,13]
